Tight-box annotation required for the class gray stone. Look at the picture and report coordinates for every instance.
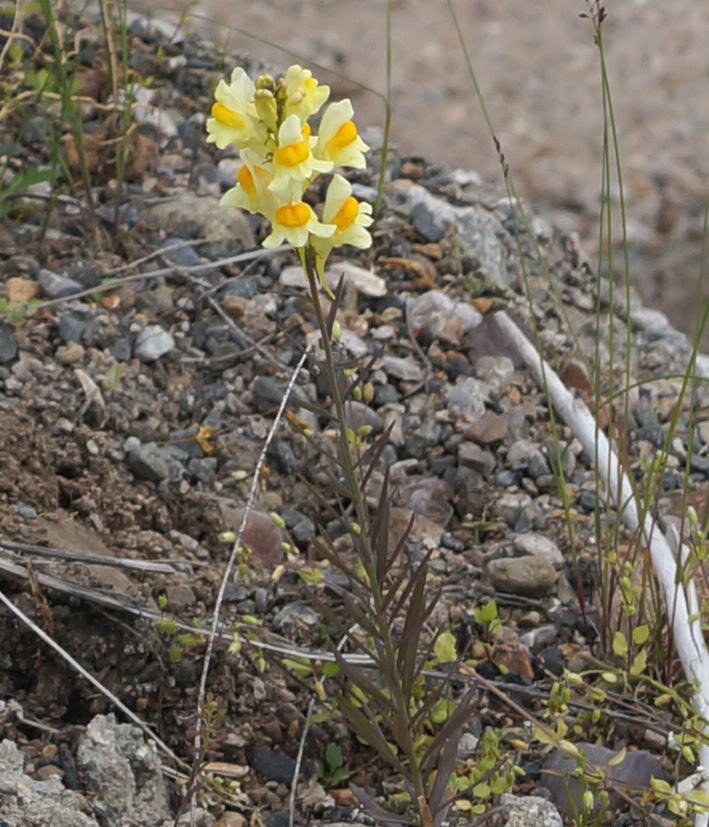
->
[37,268,82,299]
[391,181,513,286]
[496,793,563,827]
[403,417,442,458]
[250,745,312,784]
[58,314,86,342]
[142,195,254,249]
[0,325,17,363]
[16,501,37,519]
[340,329,370,358]
[272,602,320,634]
[486,555,557,597]
[128,443,170,482]
[495,492,532,527]
[410,200,449,241]
[513,533,564,565]
[164,582,196,611]
[381,355,424,382]
[324,260,387,297]
[159,237,201,267]
[495,470,517,487]
[342,400,384,434]
[540,743,666,820]
[216,157,241,187]
[291,516,316,546]
[446,377,488,423]
[408,290,482,345]
[77,714,171,826]
[507,439,550,479]
[474,355,515,391]
[458,441,496,475]
[135,325,176,362]
[401,476,454,527]
[0,738,100,825]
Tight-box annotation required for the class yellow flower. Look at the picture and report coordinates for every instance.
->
[315,100,369,169]
[311,175,373,291]
[206,68,265,151]
[316,174,373,253]
[283,65,330,123]
[269,114,333,194]
[219,148,278,218]
[262,199,335,250]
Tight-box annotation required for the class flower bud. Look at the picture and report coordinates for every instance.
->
[254,88,278,132]
[255,73,276,91]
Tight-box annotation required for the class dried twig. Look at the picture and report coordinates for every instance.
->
[187,341,314,822]
[0,537,179,573]
[35,244,289,309]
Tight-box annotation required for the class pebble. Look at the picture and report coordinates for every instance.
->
[519,624,556,652]
[0,326,17,363]
[401,476,454,526]
[458,442,496,475]
[498,793,563,827]
[486,555,557,597]
[271,603,320,634]
[6,275,39,302]
[249,746,302,784]
[164,582,196,611]
[474,355,514,391]
[57,343,84,365]
[58,314,86,343]
[16,502,37,520]
[324,260,387,297]
[445,377,488,423]
[341,400,383,434]
[402,417,441,458]
[217,506,286,565]
[408,290,482,345]
[380,355,423,382]
[134,325,176,362]
[290,517,316,546]
[37,269,82,299]
[495,492,533,527]
[159,237,201,267]
[506,439,550,479]
[465,409,508,446]
[513,532,564,565]
[410,200,448,242]
[127,443,170,482]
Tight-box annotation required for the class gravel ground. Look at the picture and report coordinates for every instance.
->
[124,0,709,346]
[1,7,708,826]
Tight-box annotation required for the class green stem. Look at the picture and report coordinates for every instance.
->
[300,245,428,816]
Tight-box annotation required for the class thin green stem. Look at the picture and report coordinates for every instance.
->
[300,245,428,816]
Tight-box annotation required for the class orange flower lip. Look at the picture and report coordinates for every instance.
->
[333,196,359,231]
[275,202,312,228]
[237,164,255,194]
[211,101,245,129]
[326,120,357,157]
[275,140,310,167]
